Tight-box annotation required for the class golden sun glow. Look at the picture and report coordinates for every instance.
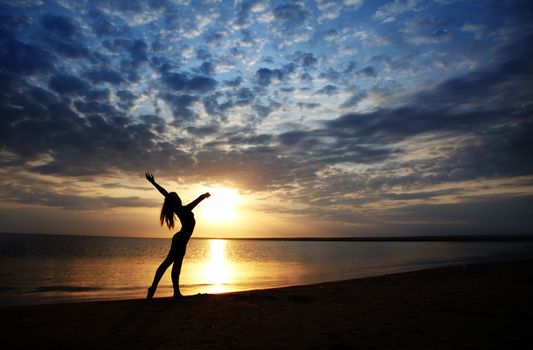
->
[199,187,239,223]
[204,239,232,293]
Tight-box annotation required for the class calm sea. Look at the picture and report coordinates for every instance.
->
[1,233,532,307]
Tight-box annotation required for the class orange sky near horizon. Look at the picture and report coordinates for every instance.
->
[0,173,337,238]
[1,171,533,238]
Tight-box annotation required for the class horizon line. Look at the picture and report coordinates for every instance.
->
[1,232,533,242]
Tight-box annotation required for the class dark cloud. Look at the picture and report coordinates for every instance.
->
[185,125,220,137]
[0,81,191,178]
[293,51,318,68]
[197,61,215,75]
[74,99,116,115]
[318,68,341,81]
[256,68,284,86]
[103,39,148,68]
[41,14,78,40]
[48,75,90,96]
[235,87,255,103]
[254,101,281,118]
[0,40,54,76]
[226,133,274,146]
[196,48,211,60]
[0,14,28,39]
[234,0,265,28]
[85,88,111,102]
[116,89,136,109]
[84,68,124,85]
[315,84,338,95]
[255,64,296,86]
[355,66,377,78]
[342,61,358,74]
[162,72,218,93]
[225,76,242,87]
[39,15,90,60]
[88,10,125,36]
[297,102,321,109]
[52,41,90,58]
[325,40,533,180]
[159,93,198,120]
[204,31,225,46]
[1,183,156,210]
[377,195,533,236]
[278,130,308,146]
[340,91,367,108]
[272,3,308,27]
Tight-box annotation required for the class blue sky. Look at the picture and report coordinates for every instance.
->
[1,0,532,237]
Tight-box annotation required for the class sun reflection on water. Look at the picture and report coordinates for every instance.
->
[204,239,232,293]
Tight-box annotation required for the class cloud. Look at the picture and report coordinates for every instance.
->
[316,0,364,20]
[292,51,318,68]
[340,91,367,108]
[253,100,281,118]
[268,2,313,46]
[355,66,377,78]
[272,3,307,26]
[96,0,168,26]
[297,102,321,109]
[315,84,339,96]
[41,14,79,40]
[324,41,533,181]
[1,182,156,210]
[225,76,243,87]
[197,61,215,75]
[102,38,148,68]
[0,39,54,76]
[48,74,90,95]
[255,65,296,85]
[233,0,268,28]
[373,0,422,23]
[161,72,218,93]
[401,16,452,45]
[158,93,199,120]
[84,68,125,85]
[185,124,220,137]
[88,9,126,36]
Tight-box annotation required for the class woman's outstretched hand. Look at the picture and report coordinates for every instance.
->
[145,172,155,183]
[203,192,211,199]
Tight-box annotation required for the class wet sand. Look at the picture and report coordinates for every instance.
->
[2,259,532,349]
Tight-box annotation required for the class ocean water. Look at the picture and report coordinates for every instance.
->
[1,233,533,307]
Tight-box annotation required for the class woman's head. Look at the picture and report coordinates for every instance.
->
[160,192,182,230]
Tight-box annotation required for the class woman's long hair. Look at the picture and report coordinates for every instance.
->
[160,192,181,230]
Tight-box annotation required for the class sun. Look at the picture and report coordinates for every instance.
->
[199,187,239,223]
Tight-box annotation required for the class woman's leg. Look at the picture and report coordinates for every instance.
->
[147,254,174,299]
[171,253,185,298]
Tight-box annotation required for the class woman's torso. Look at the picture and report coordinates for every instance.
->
[175,206,195,236]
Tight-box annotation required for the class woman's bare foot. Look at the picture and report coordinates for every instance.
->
[147,286,156,300]
[173,292,184,300]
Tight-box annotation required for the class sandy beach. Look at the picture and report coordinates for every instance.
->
[2,259,532,350]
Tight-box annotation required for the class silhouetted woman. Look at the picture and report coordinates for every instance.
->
[145,172,210,299]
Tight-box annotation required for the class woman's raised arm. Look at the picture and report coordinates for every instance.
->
[186,192,210,210]
[145,172,169,197]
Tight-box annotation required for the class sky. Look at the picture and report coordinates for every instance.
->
[0,0,532,238]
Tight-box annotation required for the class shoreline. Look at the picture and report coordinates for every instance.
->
[2,256,530,309]
[2,259,532,349]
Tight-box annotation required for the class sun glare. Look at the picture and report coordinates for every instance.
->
[204,239,232,293]
[199,187,239,223]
